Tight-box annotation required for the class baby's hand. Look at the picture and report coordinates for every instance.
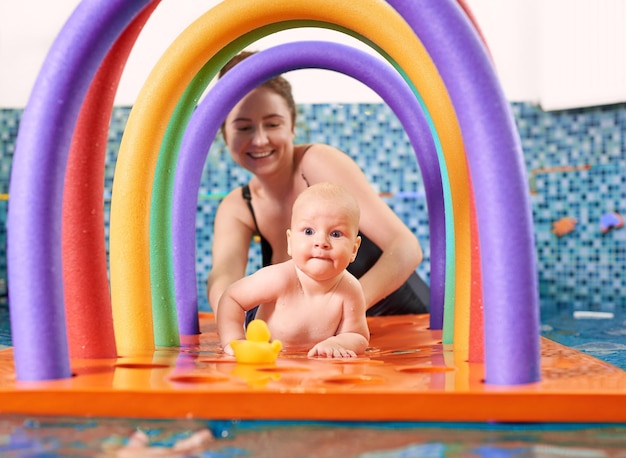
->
[307,342,357,358]
[222,342,235,356]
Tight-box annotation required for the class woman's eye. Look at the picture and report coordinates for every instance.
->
[265,118,284,128]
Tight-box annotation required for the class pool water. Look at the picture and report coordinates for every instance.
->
[1,417,625,457]
[540,302,626,370]
[1,303,625,456]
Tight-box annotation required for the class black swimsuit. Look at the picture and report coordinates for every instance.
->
[241,184,429,324]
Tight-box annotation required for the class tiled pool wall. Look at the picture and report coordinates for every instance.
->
[0,102,624,311]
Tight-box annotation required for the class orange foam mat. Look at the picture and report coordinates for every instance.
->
[1,313,625,422]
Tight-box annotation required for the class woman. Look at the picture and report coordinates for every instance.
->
[207,52,429,318]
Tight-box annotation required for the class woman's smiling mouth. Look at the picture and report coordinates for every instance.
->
[248,150,273,159]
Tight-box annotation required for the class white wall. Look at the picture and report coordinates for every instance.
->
[2,0,623,110]
[0,0,386,107]
[465,0,626,110]
[538,0,626,110]
[463,0,541,104]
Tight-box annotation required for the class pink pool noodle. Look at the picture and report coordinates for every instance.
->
[468,174,484,363]
[389,0,541,384]
[171,41,444,334]
[7,0,154,381]
[62,2,157,360]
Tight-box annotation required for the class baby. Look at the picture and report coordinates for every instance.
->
[217,182,370,358]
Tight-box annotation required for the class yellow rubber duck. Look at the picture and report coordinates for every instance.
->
[230,319,282,364]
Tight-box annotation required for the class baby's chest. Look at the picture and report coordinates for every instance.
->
[268,296,342,335]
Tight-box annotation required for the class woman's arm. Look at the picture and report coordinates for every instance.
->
[207,189,256,315]
[301,145,423,309]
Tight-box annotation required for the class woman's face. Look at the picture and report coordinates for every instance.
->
[223,87,295,174]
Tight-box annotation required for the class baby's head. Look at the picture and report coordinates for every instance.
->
[292,183,359,231]
[288,183,361,276]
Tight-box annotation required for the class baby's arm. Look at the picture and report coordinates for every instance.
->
[216,288,247,355]
[216,264,286,354]
[308,275,370,358]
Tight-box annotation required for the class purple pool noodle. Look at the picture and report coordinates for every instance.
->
[172,41,444,332]
[7,0,152,381]
[388,0,541,384]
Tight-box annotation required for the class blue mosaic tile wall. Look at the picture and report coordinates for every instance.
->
[513,103,626,310]
[0,102,624,311]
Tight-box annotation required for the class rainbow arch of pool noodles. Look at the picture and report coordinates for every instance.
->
[110,0,473,365]
[158,30,477,358]
[147,22,456,348]
[4,2,536,384]
[169,40,448,339]
[152,24,473,347]
[111,0,521,381]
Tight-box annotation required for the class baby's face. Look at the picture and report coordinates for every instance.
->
[287,200,360,281]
